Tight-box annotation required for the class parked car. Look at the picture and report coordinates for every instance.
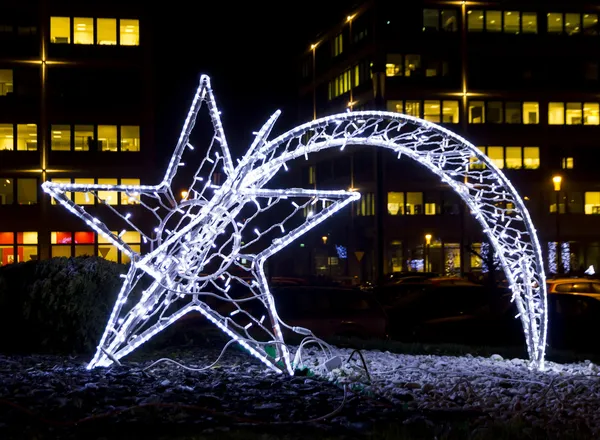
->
[410,291,600,353]
[547,278,600,301]
[384,271,440,284]
[376,283,513,343]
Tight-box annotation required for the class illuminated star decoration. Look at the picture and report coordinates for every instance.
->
[42,75,360,375]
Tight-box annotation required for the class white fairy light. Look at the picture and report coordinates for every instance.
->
[41,74,548,374]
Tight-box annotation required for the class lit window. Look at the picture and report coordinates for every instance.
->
[51,231,72,258]
[487,146,504,168]
[356,193,375,216]
[584,192,600,214]
[73,17,93,44]
[523,147,540,169]
[386,54,402,77]
[387,192,404,215]
[0,232,14,265]
[548,102,565,125]
[423,9,439,31]
[467,10,484,32]
[50,17,70,43]
[0,178,13,204]
[505,147,522,169]
[441,10,457,31]
[0,70,13,96]
[98,233,118,262]
[424,193,440,215]
[442,101,459,123]
[547,13,563,33]
[469,146,486,170]
[121,178,140,205]
[468,101,485,123]
[16,124,36,151]
[505,102,521,124]
[583,14,599,35]
[51,124,71,151]
[583,103,599,125]
[97,18,117,45]
[565,13,581,35]
[17,232,37,262]
[404,55,420,76]
[121,126,140,151]
[333,33,343,56]
[566,102,583,125]
[424,59,443,77]
[17,178,37,204]
[74,125,94,151]
[404,100,420,117]
[98,125,117,151]
[329,70,352,99]
[97,178,118,205]
[119,19,139,46]
[487,101,503,123]
[424,100,440,123]
[74,231,95,257]
[74,178,95,205]
[406,192,423,215]
[0,124,13,150]
[387,100,403,113]
[503,11,520,33]
[308,165,316,185]
[50,178,71,204]
[486,11,501,32]
[562,157,574,169]
[522,12,537,33]
[121,231,141,264]
[522,102,539,124]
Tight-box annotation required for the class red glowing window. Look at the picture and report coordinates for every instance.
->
[0,232,14,245]
[74,231,95,244]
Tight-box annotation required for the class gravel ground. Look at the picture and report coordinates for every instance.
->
[1,345,600,439]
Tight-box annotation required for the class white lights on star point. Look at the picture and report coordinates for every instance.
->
[42,74,548,374]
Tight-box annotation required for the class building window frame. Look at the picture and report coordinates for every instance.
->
[0,231,39,266]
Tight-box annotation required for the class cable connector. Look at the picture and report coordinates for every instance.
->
[292,326,312,336]
[324,356,343,372]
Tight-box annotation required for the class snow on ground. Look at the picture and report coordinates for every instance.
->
[322,346,600,435]
[1,345,600,438]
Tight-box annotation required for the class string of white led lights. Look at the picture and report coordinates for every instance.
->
[42,74,547,375]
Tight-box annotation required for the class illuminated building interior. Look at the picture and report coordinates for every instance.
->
[0,0,153,265]
[296,0,600,280]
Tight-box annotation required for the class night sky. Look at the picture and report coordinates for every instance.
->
[153,1,355,165]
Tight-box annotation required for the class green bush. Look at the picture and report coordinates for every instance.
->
[0,257,127,354]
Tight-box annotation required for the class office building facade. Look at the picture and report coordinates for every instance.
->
[296,0,600,281]
[0,0,154,266]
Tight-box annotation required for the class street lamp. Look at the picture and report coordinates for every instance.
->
[310,43,318,120]
[425,234,432,272]
[181,190,188,200]
[552,175,562,274]
[321,235,328,244]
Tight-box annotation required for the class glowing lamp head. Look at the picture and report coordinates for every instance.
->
[181,190,189,200]
[310,43,317,50]
[322,235,328,244]
[347,14,356,22]
[552,175,562,191]
[425,234,432,245]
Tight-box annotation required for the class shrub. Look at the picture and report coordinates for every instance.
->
[0,257,127,354]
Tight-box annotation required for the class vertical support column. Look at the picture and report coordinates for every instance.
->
[39,0,50,260]
[372,1,386,282]
[311,45,317,120]
[459,1,468,274]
